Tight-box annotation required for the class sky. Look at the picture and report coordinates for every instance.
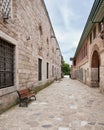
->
[44,0,94,64]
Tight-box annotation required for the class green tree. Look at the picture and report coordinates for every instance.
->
[62,61,70,75]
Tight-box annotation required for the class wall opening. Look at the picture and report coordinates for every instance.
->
[38,59,42,81]
[46,62,49,79]
[0,38,15,89]
[91,50,100,87]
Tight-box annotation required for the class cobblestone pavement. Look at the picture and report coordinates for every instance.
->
[0,77,104,130]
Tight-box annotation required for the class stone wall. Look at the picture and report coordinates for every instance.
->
[99,52,104,93]
[71,22,104,93]
[0,0,62,112]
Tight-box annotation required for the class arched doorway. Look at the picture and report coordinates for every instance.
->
[91,50,100,87]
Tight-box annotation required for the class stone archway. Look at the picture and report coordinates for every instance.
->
[91,50,100,87]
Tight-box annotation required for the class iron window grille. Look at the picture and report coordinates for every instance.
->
[90,33,92,44]
[38,59,42,81]
[47,63,49,79]
[2,0,11,19]
[0,39,14,89]
[52,65,54,77]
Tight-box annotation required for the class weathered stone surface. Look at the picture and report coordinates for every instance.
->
[88,122,96,125]
[0,78,104,130]
[42,124,52,128]
[70,1,104,94]
[0,0,62,112]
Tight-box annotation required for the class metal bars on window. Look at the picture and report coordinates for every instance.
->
[0,39,14,89]
[47,63,49,79]
[2,0,11,19]
[38,59,42,81]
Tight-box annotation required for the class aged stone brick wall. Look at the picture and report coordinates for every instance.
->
[15,0,61,86]
[71,23,104,93]
[0,0,62,112]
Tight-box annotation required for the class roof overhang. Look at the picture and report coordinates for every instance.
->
[74,0,104,58]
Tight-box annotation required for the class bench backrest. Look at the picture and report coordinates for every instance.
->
[17,88,30,98]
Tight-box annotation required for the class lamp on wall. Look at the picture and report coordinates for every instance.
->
[56,48,59,50]
[51,35,56,38]
[47,53,49,56]
[26,36,31,41]
[39,46,42,51]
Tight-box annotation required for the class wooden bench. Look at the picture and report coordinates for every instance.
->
[17,88,36,107]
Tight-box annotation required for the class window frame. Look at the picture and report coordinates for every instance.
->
[0,30,18,97]
[0,39,15,89]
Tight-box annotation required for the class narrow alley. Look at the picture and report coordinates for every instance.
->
[0,77,104,130]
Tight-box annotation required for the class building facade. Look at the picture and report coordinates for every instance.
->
[0,0,62,112]
[70,0,104,93]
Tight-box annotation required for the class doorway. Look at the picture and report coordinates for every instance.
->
[91,51,100,87]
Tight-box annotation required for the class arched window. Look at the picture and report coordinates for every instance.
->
[39,25,43,35]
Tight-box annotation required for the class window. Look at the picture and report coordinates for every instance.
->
[90,33,92,44]
[39,25,43,35]
[0,39,14,89]
[83,48,84,59]
[52,65,54,77]
[2,0,12,19]
[85,44,87,56]
[47,38,49,45]
[98,22,102,32]
[52,47,54,53]
[46,63,49,79]
[93,27,96,39]
[84,46,86,57]
[38,59,42,81]
[73,60,76,66]
[47,38,49,49]
[81,48,83,59]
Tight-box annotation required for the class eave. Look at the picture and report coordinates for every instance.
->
[74,0,104,58]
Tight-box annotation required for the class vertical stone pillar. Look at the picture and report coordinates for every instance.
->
[88,67,92,86]
[100,66,104,93]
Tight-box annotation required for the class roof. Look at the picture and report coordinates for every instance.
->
[74,0,104,58]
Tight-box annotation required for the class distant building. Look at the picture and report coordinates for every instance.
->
[0,0,62,112]
[70,0,104,93]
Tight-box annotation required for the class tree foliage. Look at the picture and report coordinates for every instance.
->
[62,61,70,75]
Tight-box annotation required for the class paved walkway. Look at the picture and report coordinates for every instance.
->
[0,77,104,130]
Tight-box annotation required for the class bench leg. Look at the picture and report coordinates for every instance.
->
[19,99,22,107]
[19,98,28,107]
[19,102,21,107]
[25,98,29,107]
[34,95,36,100]
[26,101,28,107]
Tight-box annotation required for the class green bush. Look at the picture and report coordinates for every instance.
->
[62,61,70,75]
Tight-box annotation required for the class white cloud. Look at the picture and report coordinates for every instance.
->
[44,0,94,64]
